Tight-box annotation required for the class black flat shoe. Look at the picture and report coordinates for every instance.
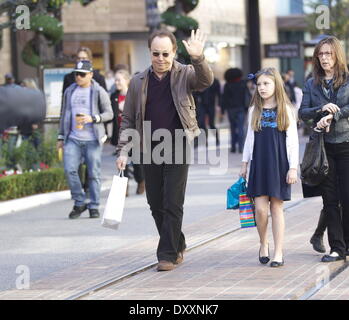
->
[259,245,270,264]
[321,254,345,263]
[270,260,284,268]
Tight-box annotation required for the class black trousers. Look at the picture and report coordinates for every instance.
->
[143,162,189,263]
[314,208,327,237]
[320,142,349,257]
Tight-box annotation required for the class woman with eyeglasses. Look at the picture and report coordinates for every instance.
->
[299,36,349,263]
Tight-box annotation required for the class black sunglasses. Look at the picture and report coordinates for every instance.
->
[152,52,170,58]
[74,72,88,78]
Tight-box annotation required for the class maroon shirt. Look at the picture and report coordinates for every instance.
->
[145,71,183,136]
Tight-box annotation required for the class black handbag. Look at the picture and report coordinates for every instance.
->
[300,131,329,186]
[301,182,322,198]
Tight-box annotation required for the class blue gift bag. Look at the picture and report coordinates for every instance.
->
[227,177,247,210]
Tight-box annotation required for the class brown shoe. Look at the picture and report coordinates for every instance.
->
[157,260,175,271]
[136,181,145,194]
[175,251,184,265]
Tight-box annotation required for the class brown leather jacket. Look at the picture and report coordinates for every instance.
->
[116,55,214,157]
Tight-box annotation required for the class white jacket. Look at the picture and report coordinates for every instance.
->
[242,105,299,169]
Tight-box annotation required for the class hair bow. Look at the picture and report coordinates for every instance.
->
[247,73,257,83]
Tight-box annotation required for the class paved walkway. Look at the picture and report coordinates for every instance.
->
[1,129,347,300]
[80,198,348,300]
[0,195,347,300]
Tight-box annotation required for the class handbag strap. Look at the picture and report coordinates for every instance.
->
[241,177,247,192]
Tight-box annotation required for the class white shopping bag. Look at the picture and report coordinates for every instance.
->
[101,171,128,230]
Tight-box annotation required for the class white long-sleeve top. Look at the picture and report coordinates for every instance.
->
[242,105,299,170]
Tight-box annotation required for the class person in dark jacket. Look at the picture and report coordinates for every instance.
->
[222,68,248,153]
[18,78,42,149]
[283,72,296,104]
[0,86,46,134]
[195,77,221,145]
[299,36,349,263]
[62,47,107,94]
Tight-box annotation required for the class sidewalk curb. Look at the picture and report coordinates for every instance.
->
[296,260,349,300]
[0,133,231,216]
[0,181,112,216]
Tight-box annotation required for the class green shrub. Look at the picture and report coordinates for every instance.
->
[0,168,68,201]
[0,130,61,171]
[16,139,40,171]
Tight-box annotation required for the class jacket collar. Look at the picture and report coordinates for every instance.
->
[140,60,182,79]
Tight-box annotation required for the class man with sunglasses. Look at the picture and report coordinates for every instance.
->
[62,47,107,95]
[116,29,213,271]
[61,47,108,196]
[58,60,113,219]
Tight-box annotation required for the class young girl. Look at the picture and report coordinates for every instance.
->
[240,68,299,267]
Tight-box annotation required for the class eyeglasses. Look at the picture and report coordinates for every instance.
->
[317,51,332,58]
[152,52,170,58]
[74,72,88,78]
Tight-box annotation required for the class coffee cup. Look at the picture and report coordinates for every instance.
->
[75,113,84,130]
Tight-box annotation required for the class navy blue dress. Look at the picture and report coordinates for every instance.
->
[247,108,291,201]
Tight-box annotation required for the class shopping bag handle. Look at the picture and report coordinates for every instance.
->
[119,169,125,177]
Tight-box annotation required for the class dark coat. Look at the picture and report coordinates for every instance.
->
[197,78,221,108]
[222,80,248,112]
[110,90,121,146]
[299,76,349,143]
[0,87,46,133]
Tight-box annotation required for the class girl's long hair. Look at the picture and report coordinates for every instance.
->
[312,36,348,89]
[250,67,292,132]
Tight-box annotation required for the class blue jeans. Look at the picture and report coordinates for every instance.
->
[63,138,102,209]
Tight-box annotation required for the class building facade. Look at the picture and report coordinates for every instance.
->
[277,0,308,86]
[0,0,279,83]
[62,0,150,74]
[160,0,279,80]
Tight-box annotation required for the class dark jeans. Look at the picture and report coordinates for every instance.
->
[227,108,245,152]
[143,162,189,263]
[22,134,40,150]
[198,104,219,144]
[320,142,349,257]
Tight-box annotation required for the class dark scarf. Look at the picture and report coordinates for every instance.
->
[321,78,337,102]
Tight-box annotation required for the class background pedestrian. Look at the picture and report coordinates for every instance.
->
[57,60,113,219]
[110,69,145,195]
[222,68,249,153]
